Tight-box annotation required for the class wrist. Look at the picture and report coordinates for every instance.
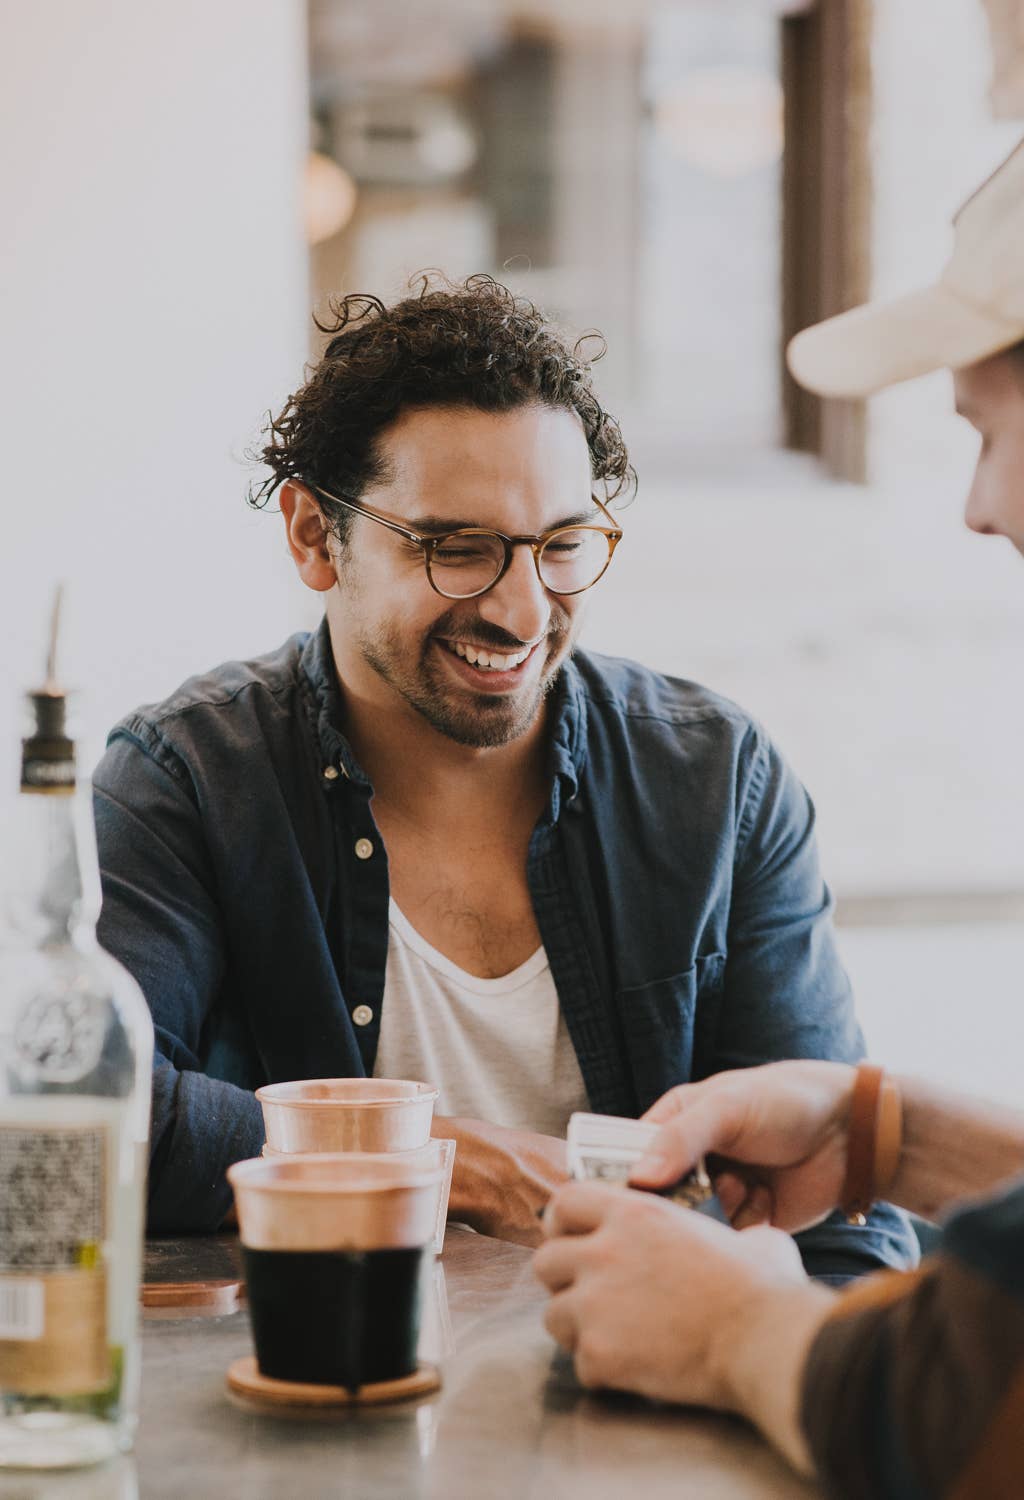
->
[887,1075,1024,1218]
[839,1065,903,1222]
[711,1276,835,1476]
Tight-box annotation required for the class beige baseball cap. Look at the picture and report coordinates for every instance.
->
[787,138,1024,397]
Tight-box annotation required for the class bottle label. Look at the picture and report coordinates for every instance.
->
[15,992,107,1084]
[20,758,75,794]
[0,1123,109,1395]
[0,1280,44,1340]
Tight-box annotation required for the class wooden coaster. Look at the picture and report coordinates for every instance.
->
[226,1356,441,1414]
[142,1279,243,1317]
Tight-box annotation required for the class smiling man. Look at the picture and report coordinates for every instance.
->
[93,275,912,1276]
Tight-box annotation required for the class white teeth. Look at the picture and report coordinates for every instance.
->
[446,641,530,672]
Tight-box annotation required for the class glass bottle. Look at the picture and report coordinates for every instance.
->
[0,649,153,1467]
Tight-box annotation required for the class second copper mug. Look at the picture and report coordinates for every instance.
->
[256,1077,439,1153]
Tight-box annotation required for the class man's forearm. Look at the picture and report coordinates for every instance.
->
[890,1076,1024,1221]
[717,1280,835,1477]
[149,1062,264,1232]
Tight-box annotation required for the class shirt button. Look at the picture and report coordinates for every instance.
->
[354,837,374,860]
[323,765,339,781]
[352,1004,374,1027]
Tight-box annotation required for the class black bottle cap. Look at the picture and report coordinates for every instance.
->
[20,585,76,791]
[21,690,76,791]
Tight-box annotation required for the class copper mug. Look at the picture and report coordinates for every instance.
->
[256,1078,438,1154]
[261,1138,455,1257]
[228,1153,443,1390]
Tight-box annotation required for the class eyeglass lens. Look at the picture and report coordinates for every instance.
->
[428,528,612,598]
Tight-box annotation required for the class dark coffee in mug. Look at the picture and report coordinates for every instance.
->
[227,1153,444,1392]
[244,1245,427,1389]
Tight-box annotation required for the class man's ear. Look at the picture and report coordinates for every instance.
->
[279,480,338,593]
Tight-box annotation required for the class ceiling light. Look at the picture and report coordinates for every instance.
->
[304,151,358,245]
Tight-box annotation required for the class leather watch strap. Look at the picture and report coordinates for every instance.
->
[874,1072,903,1199]
[841,1063,885,1223]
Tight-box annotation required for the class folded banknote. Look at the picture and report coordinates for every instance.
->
[567,1111,715,1211]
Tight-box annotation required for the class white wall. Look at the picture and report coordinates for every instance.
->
[840,923,1024,1111]
[0,0,311,790]
[586,0,1024,902]
[582,0,1024,1106]
[870,0,1023,487]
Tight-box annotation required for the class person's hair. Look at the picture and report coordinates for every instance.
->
[1008,337,1024,387]
[249,273,635,541]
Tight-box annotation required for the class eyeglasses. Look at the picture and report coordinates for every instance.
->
[309,483,623,600]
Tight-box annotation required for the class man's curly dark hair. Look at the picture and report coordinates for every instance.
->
[250,273,635,542]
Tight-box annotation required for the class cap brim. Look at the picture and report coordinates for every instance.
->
[786,283,1024,398]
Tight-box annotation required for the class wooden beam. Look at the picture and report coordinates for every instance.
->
[781,0,872,481]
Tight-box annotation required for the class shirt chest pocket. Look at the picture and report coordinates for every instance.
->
[614,955,725,1112]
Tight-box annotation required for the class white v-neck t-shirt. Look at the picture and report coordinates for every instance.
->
[372,901,589,1136]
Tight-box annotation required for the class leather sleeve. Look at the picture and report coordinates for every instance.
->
[800,1178,1024,1499]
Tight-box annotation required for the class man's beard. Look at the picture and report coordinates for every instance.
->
[357,606,576,748]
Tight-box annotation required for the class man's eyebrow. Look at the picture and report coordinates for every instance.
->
[408,507,598,534]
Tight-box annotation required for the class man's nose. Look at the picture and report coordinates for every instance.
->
[475,544,551,644]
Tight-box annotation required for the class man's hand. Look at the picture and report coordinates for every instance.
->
[434,1114,568,1246]
[535,1182,834,1475]
[629,1061,858,1232]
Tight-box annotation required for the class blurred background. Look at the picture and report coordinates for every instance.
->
[2,0,1022,1104]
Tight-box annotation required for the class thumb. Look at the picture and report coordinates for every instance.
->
[630,1087,747,1189]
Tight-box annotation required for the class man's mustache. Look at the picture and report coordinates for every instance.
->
[431,607,572,653]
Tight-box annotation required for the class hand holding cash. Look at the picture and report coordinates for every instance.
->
[567,1112,717,1212]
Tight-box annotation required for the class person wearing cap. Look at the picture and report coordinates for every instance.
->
[536,141,1024,1497]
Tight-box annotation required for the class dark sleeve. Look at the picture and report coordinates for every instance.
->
[94,729,264,1232]
[713,730,918,1280]
[801,1177,1024,1500]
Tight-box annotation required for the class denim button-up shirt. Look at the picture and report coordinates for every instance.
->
[94,620,915,1277]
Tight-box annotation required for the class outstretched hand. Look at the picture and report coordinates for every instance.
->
[630,1060,859,1232]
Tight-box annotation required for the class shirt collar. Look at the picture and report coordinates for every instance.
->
[544,655,587,821]
[299,618,371,787]
[299,615,589,814]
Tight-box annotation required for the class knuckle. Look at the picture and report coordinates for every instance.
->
[574,1345,602,1389]
[575,1331,614,1389]
[621,1191,665,1229]
[661,1119,691,1154]
[533,1244,554,1280]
